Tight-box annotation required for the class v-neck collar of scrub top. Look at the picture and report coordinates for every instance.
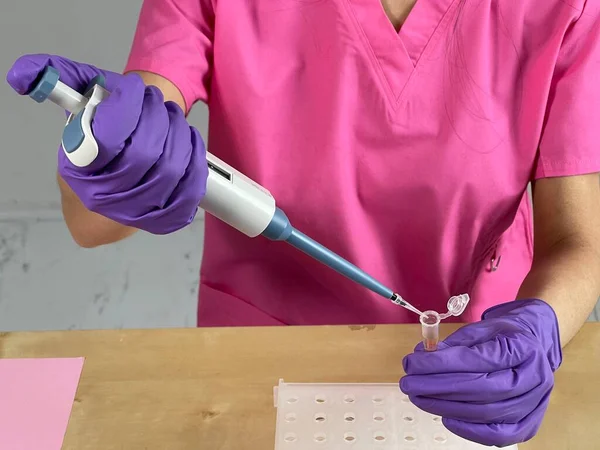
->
[344,0,457,106]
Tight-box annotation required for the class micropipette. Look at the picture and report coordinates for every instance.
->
[26,66,426,317]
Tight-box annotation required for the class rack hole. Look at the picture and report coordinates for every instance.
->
[373,431,386,442]
[284,433,297,443]
[402,413,415,423]
[373,412,385,422]
[314,433,327,443]
[343,432,357,444]
[372,395,384,405]
[314,413,327,423]
[344,412,356,422]
[284,413,297,422]
[315,395,326,404]
[434,433,448,443]
[343,394,355,403]
[286,397,298,404]
[400,394,410,403]
[404,432,417,443]
[433,416,441,423]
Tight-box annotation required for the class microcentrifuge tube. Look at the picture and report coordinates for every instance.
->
[420,310,441,352]
[418,294,470,352]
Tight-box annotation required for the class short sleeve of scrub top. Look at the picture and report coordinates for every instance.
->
[124,0,600,326]
[125,0,215,111]
[535,6,600,179]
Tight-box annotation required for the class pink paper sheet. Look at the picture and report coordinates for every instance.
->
[0,357,84,450]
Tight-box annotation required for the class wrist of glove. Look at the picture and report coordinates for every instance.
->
[7,54,208,235]
[400,298,562,447]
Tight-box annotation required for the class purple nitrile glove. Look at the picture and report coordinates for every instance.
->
[6,54,208,235]
[400,299,562,448]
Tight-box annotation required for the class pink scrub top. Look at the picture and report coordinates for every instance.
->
[125,0,600,326]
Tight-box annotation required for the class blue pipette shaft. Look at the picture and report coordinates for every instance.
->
[262,208,424,316]
[286,228,393,298]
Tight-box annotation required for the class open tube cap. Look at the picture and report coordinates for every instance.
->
[439,294,470,320]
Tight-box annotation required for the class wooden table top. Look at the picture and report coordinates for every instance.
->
[1,323,598,449]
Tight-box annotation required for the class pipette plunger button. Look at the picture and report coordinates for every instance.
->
[28,66,59,103]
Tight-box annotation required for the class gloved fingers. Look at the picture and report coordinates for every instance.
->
[59,75,150,178]
[161,125,208,213]
[96,98,193,213]
[126,125,208,234]
[440,319,524,347]
[406,371,553,424]
[412,341,426,352]
[87,74,149,171]
[69,108,206,234]
[400,358,548,402]
[78,86,172,210]
[7,53,117,95]
[442,394,550,448]
[85,125,206,234]
[139,100,195,200]
[403,332,534,375]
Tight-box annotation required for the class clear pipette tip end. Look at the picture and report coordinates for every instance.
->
[390,293,426,318]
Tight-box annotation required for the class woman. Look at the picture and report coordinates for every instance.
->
[7,0,600,446]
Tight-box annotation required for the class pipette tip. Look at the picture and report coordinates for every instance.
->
[390,293,426,318]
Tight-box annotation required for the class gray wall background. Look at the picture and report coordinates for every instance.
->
[0,0,208,330]
[0,1,597,331]
[0,0,209,211]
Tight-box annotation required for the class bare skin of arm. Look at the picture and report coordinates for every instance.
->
[517,173,600,347]
[59,71,187,248]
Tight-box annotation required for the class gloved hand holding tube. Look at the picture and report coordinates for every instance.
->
[401,298,562,447]
[7,54,209,235]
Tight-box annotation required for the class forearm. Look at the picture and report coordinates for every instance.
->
[517,236,600,347]
[58,174,137,247]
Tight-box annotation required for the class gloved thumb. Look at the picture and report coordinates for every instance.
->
[6,53,117,96]
[92,73,146,153]
[86,73,146,169]
[60,72,146,175]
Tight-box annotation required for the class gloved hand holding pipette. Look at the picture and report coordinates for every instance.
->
[7,54,208,235]
[7,53,433,318]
